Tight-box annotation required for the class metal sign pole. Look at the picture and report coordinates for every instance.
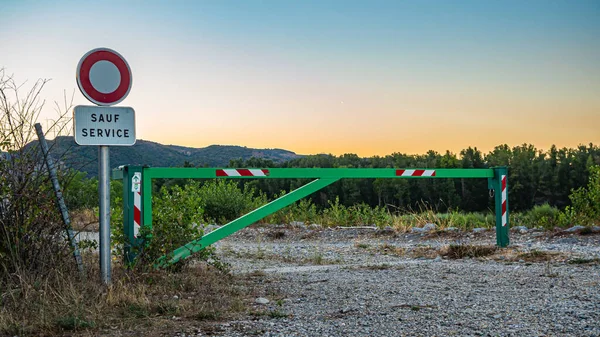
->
[99,145,111,284]
[75,47,134,284]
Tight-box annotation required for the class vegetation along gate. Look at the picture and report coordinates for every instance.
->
[113,166,510,267]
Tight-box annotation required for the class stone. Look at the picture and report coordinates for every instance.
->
[290,221,305,228]
[556,237,579,244]
[411,227,428,233]
[309,223,322,230]
[473,228,487,234]
[565,225,586,232]
[423,223,437,231]
[512,226,529,234]
[591,226,600,233]
[204,224,219,233]
[255,297,270,305]
[173,295,179,300]
[434,256,442,262]
[445,227,458,232]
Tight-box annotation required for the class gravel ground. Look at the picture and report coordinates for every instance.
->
[176,225,600,337]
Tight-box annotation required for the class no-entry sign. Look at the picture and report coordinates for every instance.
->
[76,48,132,106]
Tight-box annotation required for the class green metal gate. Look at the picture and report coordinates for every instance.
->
[113,166,510,267]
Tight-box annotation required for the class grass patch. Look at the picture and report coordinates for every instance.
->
[0,255,251,336]
[54,314,96,331]
[579,227,595,235]
[246,270,267,278]
[363,263,392,270]
[517,250,556,262]
[568,257,600,265]
[375,243,406,256]
[195,310,223,321]
[442,244,497,259]
[410,246,439,259]
[266,229,286,240]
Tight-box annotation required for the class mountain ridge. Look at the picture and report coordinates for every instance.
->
[31,136,301,176]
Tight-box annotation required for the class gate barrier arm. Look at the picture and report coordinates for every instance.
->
[112,167,510,267]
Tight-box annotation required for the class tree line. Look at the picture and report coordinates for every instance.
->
[221,143,600,213]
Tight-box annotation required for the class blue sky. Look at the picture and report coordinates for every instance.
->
[1,0,599,155]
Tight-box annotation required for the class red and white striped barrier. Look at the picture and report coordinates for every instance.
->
[396,169,436,177]
[216,169,270,177]
[133,190,141,237]
[501,175,507,227]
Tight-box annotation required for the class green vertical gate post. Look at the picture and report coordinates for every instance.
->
[491,166,510,247]
[118,165,144,264]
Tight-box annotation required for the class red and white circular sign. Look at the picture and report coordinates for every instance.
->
[76,48,132,106]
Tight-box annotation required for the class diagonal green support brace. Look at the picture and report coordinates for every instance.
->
[156,177,340,267]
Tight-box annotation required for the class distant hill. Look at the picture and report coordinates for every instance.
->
[30,136,301,176]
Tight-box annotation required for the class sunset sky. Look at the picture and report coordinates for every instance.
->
[1,0,599,156]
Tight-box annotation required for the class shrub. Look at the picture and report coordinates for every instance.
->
[522,203,560,229]
[559,166,600,227]
[0,70,74,280]
[198,180,267,225]
[62,170,99,210]
[112,181,209,270]
[321,196,350,226]
[111,179,267,269]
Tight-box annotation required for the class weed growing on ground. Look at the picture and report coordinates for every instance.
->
[375,243,406,256]
[363,263,392,270]
[0,256,249,336]
[266,229,286,240]
[442,244,497,259]
[568,257,600,265]
[410,246,440,259]
[517,250,557,262]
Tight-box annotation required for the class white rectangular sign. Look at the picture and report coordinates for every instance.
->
[131,172,141,193]
[74,105,136,146]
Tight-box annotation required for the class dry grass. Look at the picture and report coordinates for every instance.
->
[409,246,440,259]
[515,250,559,262]
[568,257,600,265]
[265,229,286,240]
[354,242,371,249]
[371,243,440,259]
[441,244,498,259]
[389,216,413,233]
[0,254,253,336]
[70,209,99,232]
[374,243,406,256]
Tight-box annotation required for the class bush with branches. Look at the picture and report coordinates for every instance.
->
[0,69,74,280]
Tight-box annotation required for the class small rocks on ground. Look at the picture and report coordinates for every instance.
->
[423,223,437,231]
[255,297,270,305]
[512,226,529,233]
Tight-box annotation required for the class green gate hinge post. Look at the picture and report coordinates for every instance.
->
[155,177,340,267]
[492,166,510,247]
